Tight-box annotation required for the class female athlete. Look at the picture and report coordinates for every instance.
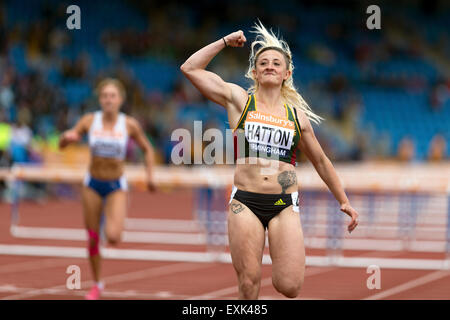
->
[59,78,156,300]
[181,22,359,299]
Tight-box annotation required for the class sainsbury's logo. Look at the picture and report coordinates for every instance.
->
[247,111,294,129]
[91,129,124,139]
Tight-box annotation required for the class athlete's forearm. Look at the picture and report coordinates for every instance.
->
[313,157,350,206]
[180,38,226,72]
[143,145,155,180]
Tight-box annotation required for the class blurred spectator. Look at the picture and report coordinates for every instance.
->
[61,54,90,81]
[9,109,32,164]
[0,5,6,56]
[0,110,11,167]
[397,137,415,162]
[0,109,10,199]
[349,133,370,161]
[0,0,449,164]
[0,71,15,118]
[427,134,447,162]
[429,80,449,111]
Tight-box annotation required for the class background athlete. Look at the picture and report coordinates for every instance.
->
[59,78,156,300]
[181,21,359,299]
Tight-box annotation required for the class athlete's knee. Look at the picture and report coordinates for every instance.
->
[106,233,121,245]
[273,276,304,298]
[238,272,261,297]
[87,229,100,256]
[282,282,303,298]
[105,228,122,245]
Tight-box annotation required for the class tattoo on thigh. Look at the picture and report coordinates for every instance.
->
[277,170,297,194]
[231,203,244,214]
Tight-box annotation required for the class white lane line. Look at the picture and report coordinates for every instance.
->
[1,261,212,300]
[363,270,450,300]
[186,266,336,300]
[0,258,85,274]
[187,250,406,300]
[0,285,187,299]
[0,284,318,300]
[0,285,35,294]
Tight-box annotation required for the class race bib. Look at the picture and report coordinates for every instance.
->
[90,129,126,158]
[245,111,295,156]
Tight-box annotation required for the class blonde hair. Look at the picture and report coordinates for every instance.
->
[245,20,323,124]
[96,78,127,101]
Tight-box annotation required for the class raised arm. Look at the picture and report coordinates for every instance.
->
[180,31,248,112]
[127,117,156,192]
[59,113,93,149]
[296,108,359,233]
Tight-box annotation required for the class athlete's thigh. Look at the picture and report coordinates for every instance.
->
[103,190,128,232]
[81,186,103,230]
[267,206,305,280]
[227,199,266,273]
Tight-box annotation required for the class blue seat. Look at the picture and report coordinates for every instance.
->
[63,81,92,106]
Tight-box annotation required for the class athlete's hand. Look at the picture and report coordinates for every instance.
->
[224,30,246,48]
[146,177,157,192]
[59,130,80,149]
[340,203,359,233]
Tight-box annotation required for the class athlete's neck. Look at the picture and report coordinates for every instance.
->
[255,87,283,110]
[102,111,118,124]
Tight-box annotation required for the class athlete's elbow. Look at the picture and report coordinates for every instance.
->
[311,154,330,173]
[144,146,154,160]
[180,62,192,75]
[310,153,327,168]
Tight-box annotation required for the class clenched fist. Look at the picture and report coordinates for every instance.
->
[224,30,247,48]
[59,130,80,149]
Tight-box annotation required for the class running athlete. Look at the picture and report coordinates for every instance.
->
[59,78,156,300]
[181,22,359,299]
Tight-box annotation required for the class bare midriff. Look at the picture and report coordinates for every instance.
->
[233,157,298,195]
[89,156,124,181]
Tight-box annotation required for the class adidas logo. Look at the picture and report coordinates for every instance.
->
[274,199,286,205]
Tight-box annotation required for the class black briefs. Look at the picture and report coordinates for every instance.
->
[229,187,299,229]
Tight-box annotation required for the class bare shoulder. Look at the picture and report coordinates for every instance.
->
[83,112,95,122]
[125,116,143,134]
[125,115,139,126]
[77,112,95,132]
